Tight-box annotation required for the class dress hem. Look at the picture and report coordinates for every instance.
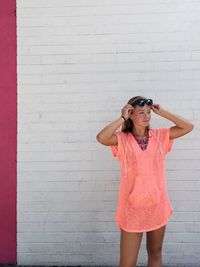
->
[116,208,173,233]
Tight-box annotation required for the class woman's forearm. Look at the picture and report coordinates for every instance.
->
[159,109,194,138]
[159,109,193,129]
[96,116,124,144]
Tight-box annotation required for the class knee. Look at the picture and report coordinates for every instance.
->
[146,245,162,261]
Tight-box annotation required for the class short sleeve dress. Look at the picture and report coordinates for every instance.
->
[110,128,173,233]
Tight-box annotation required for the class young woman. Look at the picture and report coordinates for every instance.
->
[96,96,193,267]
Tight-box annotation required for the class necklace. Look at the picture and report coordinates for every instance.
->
[132,134,149,151]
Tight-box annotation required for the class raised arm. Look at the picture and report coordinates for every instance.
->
[151,104,194,139]
[96,117,124,146]
[96,104,133,146]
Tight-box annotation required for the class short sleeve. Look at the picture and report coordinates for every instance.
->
[157,128,173,154]
[110,131,126,159]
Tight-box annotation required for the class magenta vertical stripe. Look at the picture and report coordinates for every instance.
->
[0,0,16,263]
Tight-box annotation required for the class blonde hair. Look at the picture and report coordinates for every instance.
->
[122,96,150,135]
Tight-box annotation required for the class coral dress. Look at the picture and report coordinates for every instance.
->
[110,128,173,233]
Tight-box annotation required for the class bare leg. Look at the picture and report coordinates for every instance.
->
[146,225,166,267]
[119,229,143,267]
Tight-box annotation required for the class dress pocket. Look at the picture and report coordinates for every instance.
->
[128,175,160,209]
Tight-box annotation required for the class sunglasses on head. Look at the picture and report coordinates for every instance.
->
[132,98,153,107]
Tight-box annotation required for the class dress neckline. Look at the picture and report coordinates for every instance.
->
[129,131,152,152]
[134,135,149,151]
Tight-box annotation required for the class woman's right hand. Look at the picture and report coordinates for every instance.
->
[121,104,134,120]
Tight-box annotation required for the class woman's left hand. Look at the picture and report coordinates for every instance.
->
[151,104,164,115]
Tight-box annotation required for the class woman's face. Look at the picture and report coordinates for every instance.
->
[130,105,151,127]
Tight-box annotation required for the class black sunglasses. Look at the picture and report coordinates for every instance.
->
[132,98,153,107]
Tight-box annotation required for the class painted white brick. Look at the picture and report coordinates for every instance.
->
[17,0,200,266]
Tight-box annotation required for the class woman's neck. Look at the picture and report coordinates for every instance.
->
[132,127,147,138]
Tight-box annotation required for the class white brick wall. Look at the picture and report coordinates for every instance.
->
[17,0,200,266]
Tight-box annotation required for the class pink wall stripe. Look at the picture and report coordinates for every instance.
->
[0,0,16,263]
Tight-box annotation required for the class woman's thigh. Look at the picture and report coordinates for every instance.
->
[146,225,166,254]
[119,229,143,267]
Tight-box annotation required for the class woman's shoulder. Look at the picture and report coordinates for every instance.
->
[114,131,130,143]
[149,127,171,139]
[115,130,129,137]
[150,127,170,134]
